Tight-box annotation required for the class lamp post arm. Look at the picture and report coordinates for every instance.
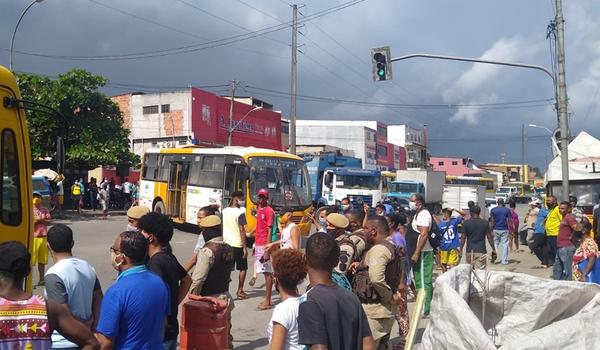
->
[10,0,40,71]
[391,53,556,84]
[229,108,262,133]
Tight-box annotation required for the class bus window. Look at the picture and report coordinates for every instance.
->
[142,153,159,180]
[197,156,224,188]
[157,155,172,182]
[2,129,22,225]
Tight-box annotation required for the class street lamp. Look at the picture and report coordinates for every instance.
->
[528,123,561,158]
[227,106,263,146]
[9,0,45,71]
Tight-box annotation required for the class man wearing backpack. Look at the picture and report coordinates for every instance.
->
[354,215,405,349]
[409,194,435,316]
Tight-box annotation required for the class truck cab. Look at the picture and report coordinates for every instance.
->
[321,167,381,208]
[495,186,518,202]
[386,180,423,202]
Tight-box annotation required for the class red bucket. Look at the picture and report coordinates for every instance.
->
[179,299,230,350]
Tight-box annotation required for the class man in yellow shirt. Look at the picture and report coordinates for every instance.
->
[544,196,561,265]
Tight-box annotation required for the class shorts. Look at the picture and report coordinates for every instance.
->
[32,236,48,265]
[232,247,248,271]
[254,246,272,274]
[440,249,459,266]
[56,195,64,205]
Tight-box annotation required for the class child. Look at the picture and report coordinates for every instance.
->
[268,249,307,350]
[435,207,465,271]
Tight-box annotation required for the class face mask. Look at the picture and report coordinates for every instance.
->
[409,201,417,210]
[33,198,42,206]
[111,251,123,270]
[573,231,584,239]
[238,200,246,207]
[126,224,138,232]
[340,205,349,211]
[318,218,327,226]
[548,203,557,209]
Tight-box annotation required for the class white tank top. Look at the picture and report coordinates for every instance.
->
[280,223,297,249]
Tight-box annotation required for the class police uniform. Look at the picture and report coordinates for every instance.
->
[190,215,235,349]
[359,237,397,349]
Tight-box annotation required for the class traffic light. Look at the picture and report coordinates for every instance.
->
[371,46,392,81]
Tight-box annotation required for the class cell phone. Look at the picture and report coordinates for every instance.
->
[259,255,270,264]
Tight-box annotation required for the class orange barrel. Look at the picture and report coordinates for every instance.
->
[179,299,229,350]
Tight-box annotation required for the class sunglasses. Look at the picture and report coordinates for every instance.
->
[109,247,121,254]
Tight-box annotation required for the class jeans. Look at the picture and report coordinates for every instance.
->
[553,245,576,280]
[413,250,434,315]
[163,339,177,350]
[493,230,509,264]
[547,236,558,266]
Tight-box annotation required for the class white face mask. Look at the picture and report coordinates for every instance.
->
[111,251,123,270]
[238,200,246,208]
[409,201,417,211]
[126,224,138,232]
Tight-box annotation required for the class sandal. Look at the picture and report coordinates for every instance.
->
[249,277,256,287]
[236,292,249,300]
[257,302,272,311]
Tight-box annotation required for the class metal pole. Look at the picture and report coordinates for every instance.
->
[227,80,237,146]
[289,4,298,154]
[10,0,42,71]
[555,0,570,201]
[521,124,525,182]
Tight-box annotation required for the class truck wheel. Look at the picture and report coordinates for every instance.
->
[153,201,166,214]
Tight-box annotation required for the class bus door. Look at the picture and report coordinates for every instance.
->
[167,160,190,219]
[222,156,248,208]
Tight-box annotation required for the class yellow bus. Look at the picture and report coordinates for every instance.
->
[445,175,497,195]
[0,66,34,289]
[139,146,313,235]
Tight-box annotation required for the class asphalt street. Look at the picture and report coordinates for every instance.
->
[31,203,546,349]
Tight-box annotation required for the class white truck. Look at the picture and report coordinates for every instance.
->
[442,184,488,219]
[388,169,445,213]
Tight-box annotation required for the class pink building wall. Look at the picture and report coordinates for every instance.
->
[430,156,484,176]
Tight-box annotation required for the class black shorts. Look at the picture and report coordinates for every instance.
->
[233,247,248,271]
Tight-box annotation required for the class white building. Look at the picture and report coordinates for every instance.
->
[296,120,379,170]
[387,125,428,168]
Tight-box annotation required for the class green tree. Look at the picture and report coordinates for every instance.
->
[16,69,137,167]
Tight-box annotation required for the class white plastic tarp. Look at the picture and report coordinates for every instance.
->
[421,265,600,349]
[545,131,600,182]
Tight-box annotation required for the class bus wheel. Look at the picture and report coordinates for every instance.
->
[153,201,166,214]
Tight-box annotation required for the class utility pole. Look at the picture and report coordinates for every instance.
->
[289,4,298,154]
[227,80,238,146]
[555,0,570,201]
[521,124,525,183]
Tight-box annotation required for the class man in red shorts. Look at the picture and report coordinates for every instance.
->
[254,188,274,310]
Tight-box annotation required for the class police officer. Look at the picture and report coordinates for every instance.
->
[354,216,404,350]
[189,215,235,349]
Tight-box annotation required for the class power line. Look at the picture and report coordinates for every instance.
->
[9,0,367,61]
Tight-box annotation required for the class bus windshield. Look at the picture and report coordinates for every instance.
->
[390,182,418,193]
[497,187,511,193]
[336,175,379,190]
[249,157,311,209]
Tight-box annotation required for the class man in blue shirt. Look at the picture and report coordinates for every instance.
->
[530,204,550,268]
[490,198,512,265]
[96,231,169,350]
[436,207,465,271]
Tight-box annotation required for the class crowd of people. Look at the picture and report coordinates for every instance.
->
[2,189,599,350]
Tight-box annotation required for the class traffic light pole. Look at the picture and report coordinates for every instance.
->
[289,4,298,155]
[390,52,570,199]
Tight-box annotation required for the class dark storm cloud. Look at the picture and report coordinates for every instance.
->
[1,0,599,171]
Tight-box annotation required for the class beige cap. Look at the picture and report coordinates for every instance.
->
[127,205,150,220]
[326,213,349,229]
[199,215,221,228]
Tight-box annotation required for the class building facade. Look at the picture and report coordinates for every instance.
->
[296,120,406,171]
[430,157,485,176]
[111,88,282,157]
[387,125,428,168]
[478,163,530,184]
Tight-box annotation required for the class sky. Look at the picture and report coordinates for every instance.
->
[1,0,599,172]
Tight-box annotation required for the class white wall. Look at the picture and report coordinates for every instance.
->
[130,90,192,139]
[296,124,378,170]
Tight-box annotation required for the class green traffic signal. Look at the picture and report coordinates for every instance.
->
[377,69,385,77]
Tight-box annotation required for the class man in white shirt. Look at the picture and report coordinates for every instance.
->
[410,194,434,316]
[222,191,249,299]
[45,224,103,348]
